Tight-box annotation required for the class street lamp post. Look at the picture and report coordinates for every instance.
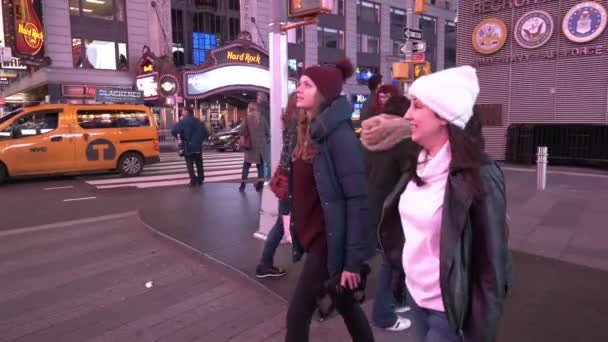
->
[255,0,331,240]
[255,0,289,240]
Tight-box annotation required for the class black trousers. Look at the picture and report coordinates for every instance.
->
[285,252,374,342]
[185,153,204,183]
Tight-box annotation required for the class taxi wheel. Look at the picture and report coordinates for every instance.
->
[0,164,6,185]
[118,152,144,177]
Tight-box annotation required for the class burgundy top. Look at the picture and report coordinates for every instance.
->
[292,159,327,256]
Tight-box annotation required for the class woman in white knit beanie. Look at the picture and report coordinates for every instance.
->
[377,66,512,342]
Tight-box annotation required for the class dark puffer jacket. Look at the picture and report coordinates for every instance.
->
[289,96,375,274]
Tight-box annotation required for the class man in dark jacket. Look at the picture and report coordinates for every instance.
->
[360,74,383,122]
[172,109,207,186]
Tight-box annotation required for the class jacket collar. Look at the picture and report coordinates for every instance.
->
[383,167,474,219]
[310,96,352,143]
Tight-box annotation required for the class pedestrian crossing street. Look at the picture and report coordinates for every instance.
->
[84,152,257,189]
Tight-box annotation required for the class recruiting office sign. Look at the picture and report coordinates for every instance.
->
[95,88,144,104]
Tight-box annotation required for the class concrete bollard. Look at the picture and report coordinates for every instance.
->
[536,146,548,190]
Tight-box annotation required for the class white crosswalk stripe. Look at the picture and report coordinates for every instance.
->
[84,152,260,189]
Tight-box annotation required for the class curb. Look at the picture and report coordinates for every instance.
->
[136,211,288,304]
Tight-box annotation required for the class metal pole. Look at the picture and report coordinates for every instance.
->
[268,32,288,172]
[255,0,288,240]
[536,146,548,190]
[403,0,420,94]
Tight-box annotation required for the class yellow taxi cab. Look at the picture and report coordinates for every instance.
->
[0,104,160,184]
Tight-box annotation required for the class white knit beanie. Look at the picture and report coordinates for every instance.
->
[408,65,480,129]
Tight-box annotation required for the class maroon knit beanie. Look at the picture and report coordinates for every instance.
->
[302,59,355,101]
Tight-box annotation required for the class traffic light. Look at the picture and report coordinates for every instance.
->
[412,62,431,79]
[392,61,410,80]
[413,62,432,79]
[288,0,332,19]
[393,61,432,81]
[414,0,427,14]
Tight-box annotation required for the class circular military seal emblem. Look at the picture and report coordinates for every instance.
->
[562,1,607,43]
[472,18,508,55]
[514,10,554,49]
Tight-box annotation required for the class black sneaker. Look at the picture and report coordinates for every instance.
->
[255,265,286,278]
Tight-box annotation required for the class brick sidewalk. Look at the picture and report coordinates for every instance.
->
[0,213,291,342]
[0,212,419,342]
[503,168,608,272]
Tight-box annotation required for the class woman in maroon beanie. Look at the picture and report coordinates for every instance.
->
[374,84,400,116]
[285,59,375,342]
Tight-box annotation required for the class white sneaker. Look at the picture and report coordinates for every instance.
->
[394,305,412,314]
[386,316,412,332]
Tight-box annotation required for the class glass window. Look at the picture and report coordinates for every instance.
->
[229,17,240,41]
[445,22,457,69]
[287,27,305,44]
[426,0,452,10]
[115,0,125,21]
[77,110,150,129]
[390,8,407,40]
[357,34,379,54]
[172,9,184,45]
[392,40,403,57]
[72,38,127,70]
[117,43,128,71]
[84,0,114,20]
[173,45,185,66]
[69,0,126,21]
[317,27,345,49]
[194,0,217,9]
[192,32,218,65]
[330,0,345,16]
[11,112,59,138]
[229,0,240,11]
[357,1,380,23]
[288,59,303,78]
[69,0,80,15]
[172,9,185,65]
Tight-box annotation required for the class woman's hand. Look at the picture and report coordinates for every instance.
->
[340,271,361,290]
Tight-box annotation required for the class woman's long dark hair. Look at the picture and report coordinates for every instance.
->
[411,111,485,199]
[282,93,298,129]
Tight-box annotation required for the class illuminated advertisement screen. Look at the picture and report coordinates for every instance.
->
[136,72,159,99]
[186,65,270,97]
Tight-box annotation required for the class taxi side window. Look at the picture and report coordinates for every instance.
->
[11,112,60,138]
[77,110,151,129]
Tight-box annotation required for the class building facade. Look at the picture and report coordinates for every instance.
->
[458,0,608,160]
[228,0,455,122]
[176,0,457,105]
[1,0,169,105]
[170,0,241,67]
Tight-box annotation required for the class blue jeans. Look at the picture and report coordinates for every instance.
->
[241,160,264,181]
[259,200,289,266]
[372,260,401,328]
[263,142,271,181]
[409,296,463,342]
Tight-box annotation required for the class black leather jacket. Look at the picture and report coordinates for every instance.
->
[378,159,511,342]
